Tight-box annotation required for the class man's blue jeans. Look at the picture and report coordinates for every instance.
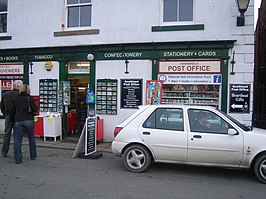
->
[14,120,37,163]
[2,115,14,156]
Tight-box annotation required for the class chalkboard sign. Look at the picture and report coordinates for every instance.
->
[229,84,250,113]
[85,117,96,155]
[121,79,143,109]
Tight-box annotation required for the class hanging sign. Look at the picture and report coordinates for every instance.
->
[229,84,250,113]
[86,87,95,104]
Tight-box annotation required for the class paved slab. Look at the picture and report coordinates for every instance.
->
[0,134,112,153]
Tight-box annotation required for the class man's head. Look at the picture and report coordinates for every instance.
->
[13,80,23,90]
[196,112,210,127]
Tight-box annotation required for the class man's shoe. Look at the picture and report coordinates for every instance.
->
[2,154,7,158]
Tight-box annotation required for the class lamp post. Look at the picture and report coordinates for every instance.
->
[236,0,250,26]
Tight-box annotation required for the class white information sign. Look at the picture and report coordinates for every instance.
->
[158,74,222,85]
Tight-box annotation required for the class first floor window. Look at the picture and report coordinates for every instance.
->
[0,0,7,33]
[67,0,92,28]
[163,0,193,22]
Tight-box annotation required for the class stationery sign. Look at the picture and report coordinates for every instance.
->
[229,84,250,113]
[121,79,143,109]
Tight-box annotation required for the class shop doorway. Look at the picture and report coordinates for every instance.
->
[68,75,90,134]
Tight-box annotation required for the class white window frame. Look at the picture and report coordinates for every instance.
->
[65,0,92,29]
[160,0,194,25]
[0,0,8,33]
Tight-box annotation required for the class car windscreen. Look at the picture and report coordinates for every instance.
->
[217,109,251,131]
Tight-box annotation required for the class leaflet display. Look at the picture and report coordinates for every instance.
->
[39,79,58,112]
[96,79,117,115]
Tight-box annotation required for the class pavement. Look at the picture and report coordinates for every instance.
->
[0,134,112,153]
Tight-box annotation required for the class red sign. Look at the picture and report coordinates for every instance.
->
[1,80,12,90]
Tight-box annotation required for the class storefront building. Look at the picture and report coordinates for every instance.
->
[0,40,238,141]
[0,0,255,142]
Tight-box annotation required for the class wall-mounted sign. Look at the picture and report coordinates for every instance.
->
[62,81,70,106]
[121,79,143,109]
[1,80,12,90]
[229,84,250,113]
[0,63,23,75]
[0,56,20,62]
[159,50,220,58]
[158,60,221,74]
[158,74,222,85]
[44,61,53,71]
[146,80,163,105]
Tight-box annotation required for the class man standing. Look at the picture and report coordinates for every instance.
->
[1,80,23,157]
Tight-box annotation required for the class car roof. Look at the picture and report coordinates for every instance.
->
[139,104,217,111]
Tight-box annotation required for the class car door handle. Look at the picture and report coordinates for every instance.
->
[193,135,202,139]
[143,132,151,135]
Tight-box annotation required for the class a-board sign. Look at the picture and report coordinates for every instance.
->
[121,79,143,109]
[85,117,96,155]
[229,84,250,113]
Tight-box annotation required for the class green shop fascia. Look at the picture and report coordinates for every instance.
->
[0,40,235,138]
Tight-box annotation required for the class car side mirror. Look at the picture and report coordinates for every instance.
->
[228,128,239,135]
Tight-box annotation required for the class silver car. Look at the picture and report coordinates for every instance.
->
[112,105,266,184]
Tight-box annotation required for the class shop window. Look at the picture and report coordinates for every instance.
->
[66,0,92,28]
[162,84,220,108]
[0,0,7,33]
[163,0,193,22]
[68,61,90,74]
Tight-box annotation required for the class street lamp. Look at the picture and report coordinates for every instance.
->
[236,0,250,26]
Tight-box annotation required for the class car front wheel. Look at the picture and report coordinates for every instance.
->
[254,154,266,184]
[123,145,151,173]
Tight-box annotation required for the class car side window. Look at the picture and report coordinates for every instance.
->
[188,109,233,134]
[143,108,184,131]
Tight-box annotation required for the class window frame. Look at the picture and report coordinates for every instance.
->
[188,109,234,135]
[65,0,92,29]
[160,0,194,25]
[0,0,8,34]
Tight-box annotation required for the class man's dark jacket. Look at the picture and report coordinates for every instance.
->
[0,89,19,117]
